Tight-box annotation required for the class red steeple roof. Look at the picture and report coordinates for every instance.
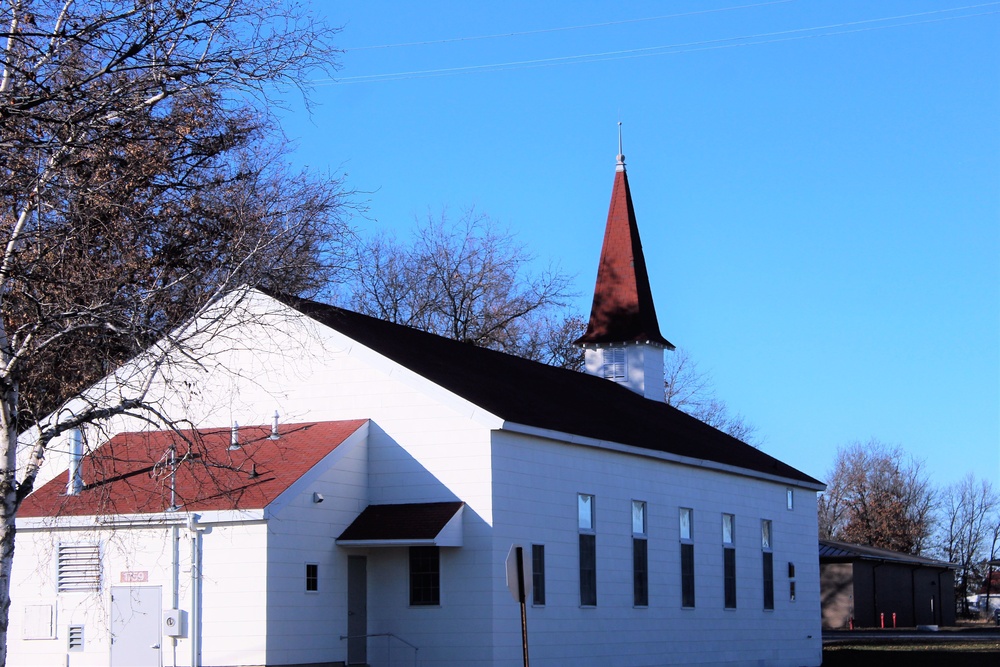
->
[575,153,673,349]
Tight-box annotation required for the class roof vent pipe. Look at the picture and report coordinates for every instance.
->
[270,411,280,440]
[229,422,239,450]
[66,429,83,496]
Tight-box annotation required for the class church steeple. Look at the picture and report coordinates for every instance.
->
[575,134,673,400]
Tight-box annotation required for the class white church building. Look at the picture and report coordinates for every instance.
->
[9,150,824,667]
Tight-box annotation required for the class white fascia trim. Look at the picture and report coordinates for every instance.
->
[17,508,266,531]
[315,323,505,431]
[499,422,826,491]
[264,420,369,519]
[336,538,440,548]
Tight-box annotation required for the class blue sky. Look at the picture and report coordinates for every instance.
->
[275,1,999,489]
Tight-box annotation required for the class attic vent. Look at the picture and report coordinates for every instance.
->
[57,544,101,592]
[67,624,84,651]
[601,347,626,381]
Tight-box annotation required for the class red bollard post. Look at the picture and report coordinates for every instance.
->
[892,612,897,628]
[849,617,854,630]
[880,612,885,628]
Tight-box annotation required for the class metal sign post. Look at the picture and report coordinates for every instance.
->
[505,544,530,667]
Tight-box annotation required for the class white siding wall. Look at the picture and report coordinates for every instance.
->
[263,427,369,665]
[489,430,822,667]
[9,520,269,667]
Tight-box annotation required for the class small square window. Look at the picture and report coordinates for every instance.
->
[578,494,595,532]
[305,563,319,592]
[632,500,646,536]
[722,514,735,545]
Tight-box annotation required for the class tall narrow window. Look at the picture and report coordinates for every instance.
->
[788,562,797,602]
[579,493,596,606]
[409,546,440,606]
[761,520,773,610]
[305,563,319,592]
[723,514,736,609]
[602,347,626,381]
[679,508,694,608]
[531,544,546,605]
[632,500,648,606]
[786,488,794,510]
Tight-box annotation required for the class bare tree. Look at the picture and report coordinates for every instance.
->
[939,475,999,616]
[0,2,344,662]
[664,348,760,446]
[818,439,935,554]
[346,207,579,366]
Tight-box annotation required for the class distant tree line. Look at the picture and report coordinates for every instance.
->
[819,439,1000,617]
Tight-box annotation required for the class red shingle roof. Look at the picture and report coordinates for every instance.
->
[575,161,672,348]
[19,420,367,517]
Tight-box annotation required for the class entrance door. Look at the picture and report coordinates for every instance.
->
[347,556,367,666]
[110,585,162,667]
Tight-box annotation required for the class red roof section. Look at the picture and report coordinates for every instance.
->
[19,420,367,518]
[575,161,672,348]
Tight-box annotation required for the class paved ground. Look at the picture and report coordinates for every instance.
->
[822,626,1000,667]
[824,625,1000,644]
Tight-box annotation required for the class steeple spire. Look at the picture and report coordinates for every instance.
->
[575,144,672,350]
[575,135,673,400]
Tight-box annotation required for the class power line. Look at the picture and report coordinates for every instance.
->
[344,0,798,51]
[319,4,999,86]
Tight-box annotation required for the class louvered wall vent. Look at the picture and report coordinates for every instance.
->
[57,544,101,592]
[67,624,84,651]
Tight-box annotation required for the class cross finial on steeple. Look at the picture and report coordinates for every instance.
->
[616,121,626,172]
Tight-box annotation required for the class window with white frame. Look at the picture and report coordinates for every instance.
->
[601,347,626,381]
[761,520,774,610]
[632,500,648,606]
[786,488,794,510]
[579,493,596,606]
[722,514,736,609]
[305,563,319,592]
[679,507,694,608]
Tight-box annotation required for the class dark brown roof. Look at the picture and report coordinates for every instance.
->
[575,164,672,348]
[819,540,955,568]
[20,421,367,517]
[269,292,821,487]
[337,502,464,542]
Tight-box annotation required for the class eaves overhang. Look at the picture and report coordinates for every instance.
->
[336,501,464,547]
[498,421,826,491]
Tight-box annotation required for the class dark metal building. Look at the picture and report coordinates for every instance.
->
[820,539,955,629]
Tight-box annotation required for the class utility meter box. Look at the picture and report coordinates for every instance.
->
[162,609,187,637]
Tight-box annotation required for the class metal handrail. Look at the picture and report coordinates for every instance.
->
[339,632,419,666]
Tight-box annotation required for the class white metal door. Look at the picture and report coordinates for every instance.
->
[110,585,162,667]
